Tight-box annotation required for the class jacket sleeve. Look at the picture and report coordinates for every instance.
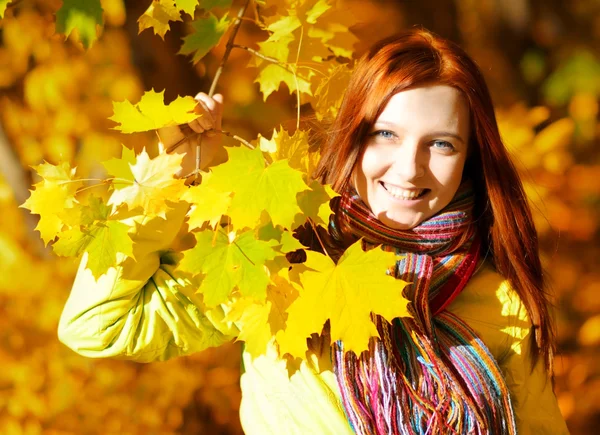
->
[499,329,570,435]
[57,201,238,363]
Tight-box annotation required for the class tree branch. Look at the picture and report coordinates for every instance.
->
[191,0,252,182]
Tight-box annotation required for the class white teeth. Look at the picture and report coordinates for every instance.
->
[383,183,425,200]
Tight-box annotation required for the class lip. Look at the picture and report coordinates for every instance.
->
[380,181,425,191]
[379,181,430,206]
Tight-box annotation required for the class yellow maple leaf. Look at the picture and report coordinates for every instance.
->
[109,89,199,133]
[181,176,231,229]
[255,127,320,176]
[255,63,312,102]
[224,296,272,357]
[309,62,353,121]
[20,162,81,245]
[251,0,358,102]
[276,240,410,359]
[107,149,188,218]
[138,0,182,39]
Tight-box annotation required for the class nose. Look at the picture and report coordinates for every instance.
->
[389,141,426,180]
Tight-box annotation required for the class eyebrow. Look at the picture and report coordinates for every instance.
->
[373,121,466,145]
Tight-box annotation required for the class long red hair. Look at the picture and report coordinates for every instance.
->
[314,28,555,372]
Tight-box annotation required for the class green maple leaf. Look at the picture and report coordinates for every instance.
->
[276,240,411,359]
[52,195,134,278]
[205,146,309,230]
[53,221,133,279]
[109,89,198,133]
[79,196,111,225]
[55,0,104,49]
[179,230,278,307]
[178,13,230,64]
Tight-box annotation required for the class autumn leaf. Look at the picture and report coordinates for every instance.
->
[0,0,13,19]
[293,180,337,228]
[20,162,82,245]
[106,149,188,218]
[181,178,231,229]
[55,0,104,49]
[224,296,272,357]
[250,0,358,101]
[255,63,312,101]
[256,127,320,175]
[102,145,136,183]
[178,229,278,307]
[52,197,134,279]
[310,63,352,121]
[276,240,410,359]
[256,220,304,253]
[176,0,199,16]
[205,146,309,229]
[109,89,198,133]
[178,13,230,64]
[138,0,182,39]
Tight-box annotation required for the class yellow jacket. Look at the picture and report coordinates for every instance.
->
[58,203,569,434]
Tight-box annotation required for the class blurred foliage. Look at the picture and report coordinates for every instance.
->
[0,0,599,434]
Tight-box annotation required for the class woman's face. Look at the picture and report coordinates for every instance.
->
[355,85,471,230]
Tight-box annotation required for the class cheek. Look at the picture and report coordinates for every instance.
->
[359,147,385,181]
[431,157,466,196]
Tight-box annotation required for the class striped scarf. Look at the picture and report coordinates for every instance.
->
[329,180,517,435]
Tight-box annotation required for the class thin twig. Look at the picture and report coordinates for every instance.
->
[307,218,330,258]
[166,128,254,154]
[208,1,250,98]
[232,44,300,78]
[293,25,304,129]
[188,0,252,182]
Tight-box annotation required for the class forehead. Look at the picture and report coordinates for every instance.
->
[376,85,470,132]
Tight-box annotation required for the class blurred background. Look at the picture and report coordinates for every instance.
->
[0,0,598,433]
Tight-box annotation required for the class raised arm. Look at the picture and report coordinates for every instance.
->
[58,93,238,362]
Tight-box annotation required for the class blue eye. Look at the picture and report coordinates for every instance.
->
[373,130,395,139]
[432,140,454,150]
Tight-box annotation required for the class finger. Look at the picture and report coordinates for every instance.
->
[213,93,224,130]
[194,94,215,127]
[187,118,205,134]
[194,101,214,129]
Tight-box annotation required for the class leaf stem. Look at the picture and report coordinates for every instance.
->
[307,217,330,258]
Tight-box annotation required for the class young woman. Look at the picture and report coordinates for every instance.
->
[58,29,569,434]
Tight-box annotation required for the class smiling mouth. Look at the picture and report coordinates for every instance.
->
[380,181,430,200]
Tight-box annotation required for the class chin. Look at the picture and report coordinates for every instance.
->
[380,213,422,230]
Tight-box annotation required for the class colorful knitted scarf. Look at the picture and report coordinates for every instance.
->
[329,180,517,435]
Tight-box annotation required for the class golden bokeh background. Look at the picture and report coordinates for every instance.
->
[0,0,598,433]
